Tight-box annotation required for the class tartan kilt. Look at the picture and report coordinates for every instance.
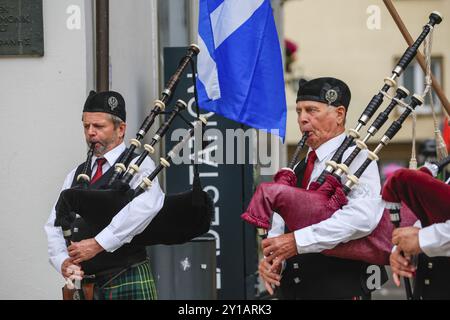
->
[94,260,157,300]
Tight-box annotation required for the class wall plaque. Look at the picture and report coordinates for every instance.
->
[0,0,43,56]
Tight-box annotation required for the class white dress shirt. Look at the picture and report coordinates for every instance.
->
[269,132,384,254]
[44,142,165,274]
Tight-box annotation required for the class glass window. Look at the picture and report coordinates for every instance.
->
[398,57,443,114]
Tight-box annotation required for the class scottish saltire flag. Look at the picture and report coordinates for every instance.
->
[197,0,287,139]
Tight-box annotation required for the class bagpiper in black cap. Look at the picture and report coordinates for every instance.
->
[296,77,351,110]
[83,90,126,122]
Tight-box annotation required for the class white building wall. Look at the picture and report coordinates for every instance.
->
[109,0,159,142]
[0,0,159,299]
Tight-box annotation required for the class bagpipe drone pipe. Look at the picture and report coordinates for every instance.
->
[241,12,443,266]
[106,44,200,187]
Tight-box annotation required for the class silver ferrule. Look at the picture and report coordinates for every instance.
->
[384,201,401,210]
[367,126,377,136]
[63,230,72,237]
[138,129,146,137]
[153,134,161,142]
[162,88,171,97]
[389,212,400,223]
[392,66,402,77]
[381,136,390,146]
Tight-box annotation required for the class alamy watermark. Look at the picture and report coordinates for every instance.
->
[366,265,382,291]
[366,5,381,30]
[66,5,81,30]
[169,126,283,175]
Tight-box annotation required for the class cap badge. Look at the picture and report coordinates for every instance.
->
[108,96,118,110]
[325,89,338,104]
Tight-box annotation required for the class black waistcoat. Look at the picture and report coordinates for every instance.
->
[278,157,387,299]
[70,151,146,275]
[413,254,450,299]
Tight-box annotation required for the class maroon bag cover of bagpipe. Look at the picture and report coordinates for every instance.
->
[241,169,417,265]
[382,167,450,226]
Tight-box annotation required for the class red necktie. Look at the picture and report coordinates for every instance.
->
[91,158,107,184]
[301,150,317,189]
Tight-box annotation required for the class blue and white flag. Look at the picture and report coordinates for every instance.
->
[197,0,287,139]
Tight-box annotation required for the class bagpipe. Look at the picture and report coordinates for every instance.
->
[54,44,213,250]
[241,12,443,266]
[382,155,450,227]
[380,150,450,300]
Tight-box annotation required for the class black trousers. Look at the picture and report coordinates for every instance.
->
[413,254,450,300]
[276,254,377,300]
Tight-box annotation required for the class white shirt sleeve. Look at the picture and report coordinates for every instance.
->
[95,156,165,252]
[419,220,450,257]
[294,149,384,254]
[44,168,76,274]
